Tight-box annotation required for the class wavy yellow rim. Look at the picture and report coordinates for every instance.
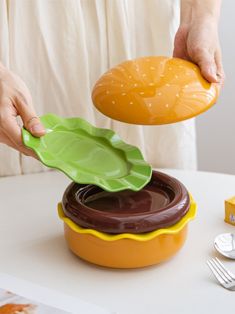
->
[57,196,197,242]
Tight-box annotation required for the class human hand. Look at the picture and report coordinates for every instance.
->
[0,63,45,157]
[174,0,224,85]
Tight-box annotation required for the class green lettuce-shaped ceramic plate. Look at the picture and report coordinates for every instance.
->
[22,114,152,192]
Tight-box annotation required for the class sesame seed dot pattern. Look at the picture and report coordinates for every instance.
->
[92,56,218,125]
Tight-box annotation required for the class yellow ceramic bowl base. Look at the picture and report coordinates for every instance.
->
[64,223,187,268]
[58,198,196,268]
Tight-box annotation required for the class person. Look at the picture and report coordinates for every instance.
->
[0,0,224,176]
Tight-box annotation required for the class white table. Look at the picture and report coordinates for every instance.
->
[1,169,235,314]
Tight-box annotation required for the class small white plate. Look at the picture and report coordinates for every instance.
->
[214,233,235,259]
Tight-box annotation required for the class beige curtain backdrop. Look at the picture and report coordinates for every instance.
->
[0,0,197,177]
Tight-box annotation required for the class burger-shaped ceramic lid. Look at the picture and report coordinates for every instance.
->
[92,56,218,125]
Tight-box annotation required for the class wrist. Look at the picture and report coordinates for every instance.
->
[193,0,221,22]
[180,0,221,26]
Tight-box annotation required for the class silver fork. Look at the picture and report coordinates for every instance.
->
[207,257,235,290]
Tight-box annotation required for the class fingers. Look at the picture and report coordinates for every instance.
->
[215,49,225,86]
[2,134,36,157]
[173,38,189,60]
[173,45,188,60]
[0,67,45,157]
[188,43,225,85]
[1,113,37,157]
[25,116,45,136]
[192,48,218,83]
[173,36,185,59]
[173,27,189,60]
[15,94,45,137]
[195,48,225,87]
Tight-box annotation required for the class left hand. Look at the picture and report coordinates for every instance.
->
[173,16,225,85]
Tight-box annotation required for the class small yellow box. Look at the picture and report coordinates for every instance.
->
[225,196,235,225]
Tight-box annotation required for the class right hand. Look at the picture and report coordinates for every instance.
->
[0,63,45,157]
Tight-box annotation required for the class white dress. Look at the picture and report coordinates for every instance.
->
[0,0,197,176]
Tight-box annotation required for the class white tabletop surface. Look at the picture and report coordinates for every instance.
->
[1,169,235,314]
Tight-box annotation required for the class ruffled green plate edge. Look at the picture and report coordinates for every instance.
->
[22,113,152,192]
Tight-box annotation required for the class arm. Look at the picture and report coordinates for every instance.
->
[173,0,224,84]
[0,62,45,156]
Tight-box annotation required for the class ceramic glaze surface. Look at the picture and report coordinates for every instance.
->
[62,171,190,234]
[85,188,169,214]
[57,199,197,268]
[58,198,197,241]
[42,130,130,178]
[92,56,218,125]
[22,114,152,192]
[214,233,235,259]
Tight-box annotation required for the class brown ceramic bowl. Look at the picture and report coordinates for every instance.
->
[61,171,190,234]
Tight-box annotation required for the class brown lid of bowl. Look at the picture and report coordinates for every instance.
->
[62,171,190,234]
